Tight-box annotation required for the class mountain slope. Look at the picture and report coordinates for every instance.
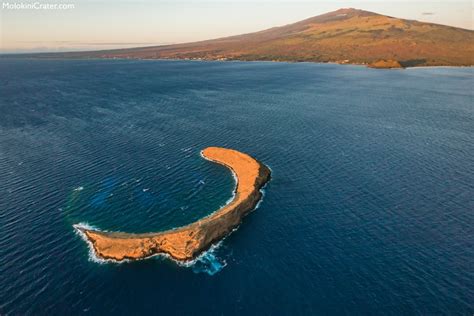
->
[55,8,474,66]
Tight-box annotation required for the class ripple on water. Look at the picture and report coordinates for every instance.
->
[1,60,473,314]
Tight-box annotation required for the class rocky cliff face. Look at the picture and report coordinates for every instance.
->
[75,147,271,262]
[187,162,270,258]
[368,59,403,69]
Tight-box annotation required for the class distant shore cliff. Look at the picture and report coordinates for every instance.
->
[368,59,404,69]
[75,147,271,262]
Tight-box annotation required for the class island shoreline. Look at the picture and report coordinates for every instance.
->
[74,147,271,263]
[6,55,474,69]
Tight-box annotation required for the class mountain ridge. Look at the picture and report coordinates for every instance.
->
[15,8,474,67]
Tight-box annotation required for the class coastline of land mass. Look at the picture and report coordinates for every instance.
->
[19,8,474,68]
[74,147,271,262]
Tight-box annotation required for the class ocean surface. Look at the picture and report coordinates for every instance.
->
[0,59,472,315]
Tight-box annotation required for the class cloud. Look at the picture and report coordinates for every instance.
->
[422,12,435,16]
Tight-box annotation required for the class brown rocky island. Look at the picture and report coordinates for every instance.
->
[74,147,271,262]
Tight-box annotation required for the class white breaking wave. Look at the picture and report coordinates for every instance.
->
[73,222,113,264]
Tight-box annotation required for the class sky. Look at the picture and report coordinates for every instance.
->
[1,0,472,53]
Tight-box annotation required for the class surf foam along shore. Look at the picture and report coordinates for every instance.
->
[74,221,227,274]
[74,147,271,262]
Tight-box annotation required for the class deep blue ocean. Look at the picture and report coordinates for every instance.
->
[0,59,473,314]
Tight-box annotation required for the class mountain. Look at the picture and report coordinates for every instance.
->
[39,8,474,67]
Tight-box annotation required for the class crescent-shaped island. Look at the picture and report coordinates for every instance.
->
[74,147,271,262]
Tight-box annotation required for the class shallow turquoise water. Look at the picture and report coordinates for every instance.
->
[0,59,473,314]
